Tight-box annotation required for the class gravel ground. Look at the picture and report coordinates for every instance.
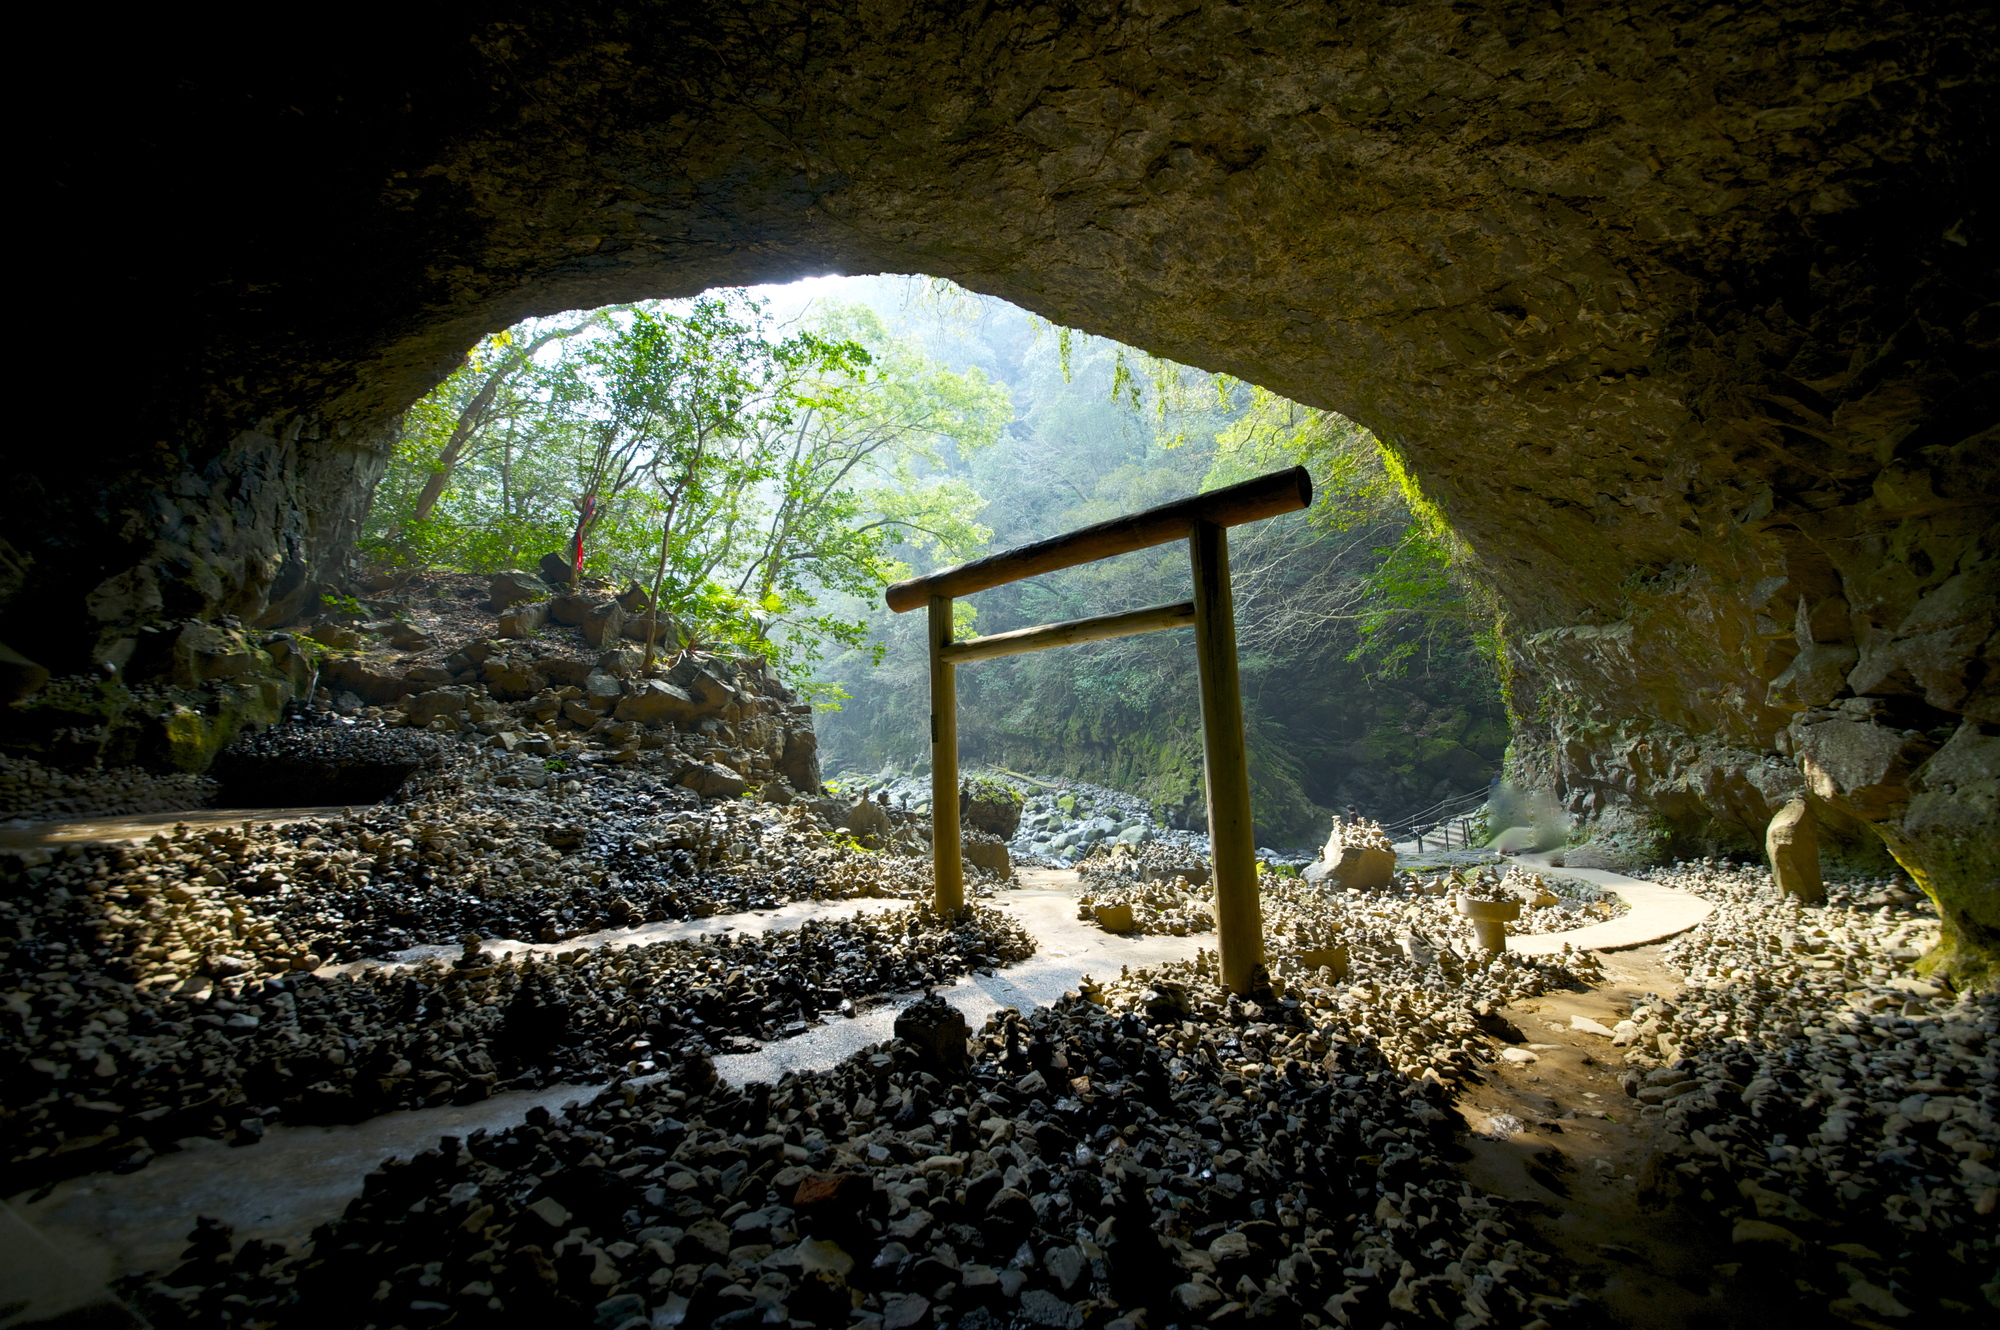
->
[1614,861,1996,1323]
[7,592,1995,1328]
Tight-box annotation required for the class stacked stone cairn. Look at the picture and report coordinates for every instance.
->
[1075,842,1214,935]
[1604,861,1996,1321]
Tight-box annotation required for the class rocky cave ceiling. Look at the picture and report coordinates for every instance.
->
[11,1,1997,979]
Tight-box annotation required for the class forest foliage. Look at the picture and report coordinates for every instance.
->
[366,278,1507,838]
[365,292,1004,692]
[797,281,1507,842]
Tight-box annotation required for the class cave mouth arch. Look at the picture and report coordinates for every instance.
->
[21,1,1998,981]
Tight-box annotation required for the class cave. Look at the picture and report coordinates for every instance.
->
[21,1,1988,979]
[1,6,1994,1324]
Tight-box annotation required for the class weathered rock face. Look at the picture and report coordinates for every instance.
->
[16,3,1997,976]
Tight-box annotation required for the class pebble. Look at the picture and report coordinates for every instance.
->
[1620,860,1995,1319]
[115,955,1585,1330]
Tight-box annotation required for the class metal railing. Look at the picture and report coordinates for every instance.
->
[1390,787,1492,852]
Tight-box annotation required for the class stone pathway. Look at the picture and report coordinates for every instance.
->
[4,872,1189,1289]
[318,894,912,977]
[714,872,1204,1085]
[7,1083,594,1294]
[1507,855,1714,954]
[0,806,360,852]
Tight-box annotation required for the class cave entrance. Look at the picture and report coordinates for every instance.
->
[888,466,1312,994]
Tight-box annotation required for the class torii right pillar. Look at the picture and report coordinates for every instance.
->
[1189,519,1264,993]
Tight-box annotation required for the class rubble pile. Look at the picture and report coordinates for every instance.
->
[123,961,1590,1330]
[2,902,1032,1191]
[1074,843,1215,937]
[1614,862,1996,1321]
[2,759,1017,988]
[1077,854,1625,957]
[0,753,220,823]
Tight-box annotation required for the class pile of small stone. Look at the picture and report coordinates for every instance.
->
[0,774,989,986]
[0,753,219,823]
[2,903,1032,1191]
[1618,861,1995,1320]
[209,719,453,806]
[1075,840,1210,887]
[1073,843,1215,935]
[1328,817,1396,855]
[1075,877,1216,938]
[307,583,824,803]
[1076,854,1624,960]
[124,956,1587,1330]
[1435,866,1628,936]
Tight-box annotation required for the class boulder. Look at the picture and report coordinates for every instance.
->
[964,839,1011,875]
[480,657,541,699]
[1765,798,1824,904]
[384,620,431,651]
[321,655,412,705]
[497,601,548,638]
[665,656,737,706]
[405,687,475,726]
[489,570,551,608]
[679,761,749,799]
[536,552,575,587]
[615,581,654,612]
[595,646,645,677]
[620,613,681,648]
[1793,710,1936,823]
[962,780,1023,837]
[582,601,625,647]
[1092,902,1136,933]
[844,798,891,838]
[549,594,598,627]
[780,723,821,794]
[583,671,624,710]
[535,656,592,688]
[1306,844,1395,890]
[615,679,702,725]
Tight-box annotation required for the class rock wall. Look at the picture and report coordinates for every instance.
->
[18,3,1997,979]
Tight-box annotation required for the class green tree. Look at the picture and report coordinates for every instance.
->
[806,279,1509,841]
[366,291,1006,690]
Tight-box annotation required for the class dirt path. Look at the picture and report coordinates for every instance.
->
[0,806,358,851]
[1453,945,1746,1327]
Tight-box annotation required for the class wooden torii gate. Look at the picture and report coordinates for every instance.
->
[883,466,1313,994]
